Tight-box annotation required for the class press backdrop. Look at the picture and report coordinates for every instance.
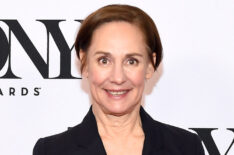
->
[0,0,234,155]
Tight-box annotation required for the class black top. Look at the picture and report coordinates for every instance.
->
[33,107,205,155]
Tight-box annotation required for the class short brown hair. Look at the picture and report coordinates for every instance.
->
[75,4,163,73]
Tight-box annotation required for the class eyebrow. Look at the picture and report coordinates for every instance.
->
[94,51,144,58]
[94,51,111,56]
[125,53,143,58]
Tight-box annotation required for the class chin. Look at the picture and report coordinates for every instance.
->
[101,102,139,116]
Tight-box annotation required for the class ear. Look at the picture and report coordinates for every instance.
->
[145,53,156,79]
[79,50,88,78]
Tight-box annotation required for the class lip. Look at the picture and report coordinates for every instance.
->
[104,89,131,99]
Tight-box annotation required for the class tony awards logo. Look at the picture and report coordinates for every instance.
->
[0,20,82,96]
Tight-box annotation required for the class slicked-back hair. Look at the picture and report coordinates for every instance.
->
[75,4,163,73]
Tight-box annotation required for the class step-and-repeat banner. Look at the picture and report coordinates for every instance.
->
[0,0,233,154]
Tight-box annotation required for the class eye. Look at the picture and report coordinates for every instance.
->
[98,57,109,65]
[127,58,138,65]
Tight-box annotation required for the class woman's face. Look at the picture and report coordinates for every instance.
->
[82,22,155,115]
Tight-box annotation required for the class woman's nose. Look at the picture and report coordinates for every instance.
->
[110,63,126,85]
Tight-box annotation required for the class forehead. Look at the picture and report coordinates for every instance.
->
[88,21,147,56]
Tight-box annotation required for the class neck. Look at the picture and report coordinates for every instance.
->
[92,104,143,138]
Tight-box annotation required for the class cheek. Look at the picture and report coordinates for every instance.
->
[88,65,109,86]
[126,68,146,87]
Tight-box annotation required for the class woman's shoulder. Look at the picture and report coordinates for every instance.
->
[140,107,205,154]
[33,108,102,155]
[150,119,205,154]
[155,119,195,136]
[141,107,200,142]
[33,124,82,155]
[154,120,200,142]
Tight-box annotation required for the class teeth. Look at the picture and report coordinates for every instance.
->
[107,90,127,96]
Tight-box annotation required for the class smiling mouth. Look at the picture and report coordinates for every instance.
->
[104,89,131,97]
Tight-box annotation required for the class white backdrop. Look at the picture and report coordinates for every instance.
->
[0,0,234,155]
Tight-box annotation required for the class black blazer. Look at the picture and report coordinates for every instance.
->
[33,107,205,155]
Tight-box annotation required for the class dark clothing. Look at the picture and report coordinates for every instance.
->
[33,107,205,155]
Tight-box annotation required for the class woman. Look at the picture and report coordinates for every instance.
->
[33,4,205,155]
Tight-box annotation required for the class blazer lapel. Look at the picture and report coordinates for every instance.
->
[69,107,106,155]
[68,106,172,155]
[140,107,168,155]
[140,107,183,155]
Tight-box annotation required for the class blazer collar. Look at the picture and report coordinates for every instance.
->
[70,106,164,154]
[69,106,106,154]
[140,106,165,154]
